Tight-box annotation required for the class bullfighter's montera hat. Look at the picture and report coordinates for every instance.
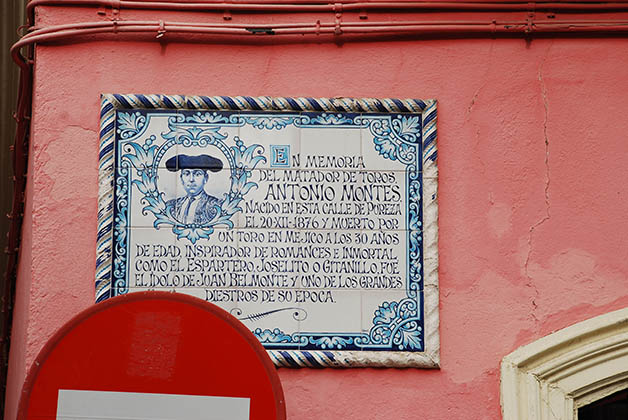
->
[165,154,223,172]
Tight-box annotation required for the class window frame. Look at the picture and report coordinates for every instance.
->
[501,307,628,419]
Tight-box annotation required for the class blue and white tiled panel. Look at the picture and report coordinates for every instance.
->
[117,108,424,352]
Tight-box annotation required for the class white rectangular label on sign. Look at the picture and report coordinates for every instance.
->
[57,389,250,420]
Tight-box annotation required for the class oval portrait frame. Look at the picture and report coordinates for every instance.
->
[119,112,266,243]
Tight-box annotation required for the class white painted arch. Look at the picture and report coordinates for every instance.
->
[501,306,628,420]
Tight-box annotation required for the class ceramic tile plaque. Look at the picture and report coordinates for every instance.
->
[97,94,439,368]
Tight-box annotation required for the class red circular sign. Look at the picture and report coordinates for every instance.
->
[17,291,286,420]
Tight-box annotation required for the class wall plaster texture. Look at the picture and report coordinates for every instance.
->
[6,5,628,420]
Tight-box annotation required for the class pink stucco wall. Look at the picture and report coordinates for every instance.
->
[6,5,628,419]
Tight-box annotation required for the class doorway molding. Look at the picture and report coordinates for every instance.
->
[501,307,628,419]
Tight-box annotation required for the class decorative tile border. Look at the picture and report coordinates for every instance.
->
[97,94,439,368]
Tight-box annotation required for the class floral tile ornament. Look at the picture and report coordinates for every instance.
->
[97,94,439,368]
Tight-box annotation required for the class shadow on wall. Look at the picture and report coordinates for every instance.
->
[0,0,28,416]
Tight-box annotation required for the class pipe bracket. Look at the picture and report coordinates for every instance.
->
[156,20,166,38]
[334,3,343,35]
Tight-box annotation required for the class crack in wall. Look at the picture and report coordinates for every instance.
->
[526,370,566,420]
[466,39,495,119]
[540,384,565,420]
[524,41,553,322]
[467,40,495,178]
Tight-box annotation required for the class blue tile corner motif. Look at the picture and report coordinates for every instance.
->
[96,94,439,368]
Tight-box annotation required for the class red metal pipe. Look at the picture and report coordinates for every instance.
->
[111,0,628,11]
[12,16,628,70]
[27,17,628,36]
[25,0,628,26]
[22,19,525,37]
